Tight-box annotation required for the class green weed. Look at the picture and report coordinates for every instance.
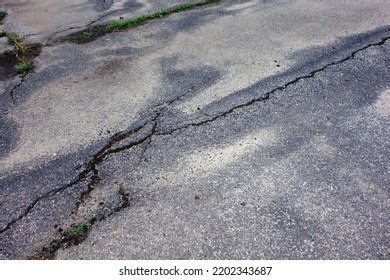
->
[64,223,89,236]
[15,57,33,73]
[82,31,92,39]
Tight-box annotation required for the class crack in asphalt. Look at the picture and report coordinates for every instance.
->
[0,116,159,234]
[74,119,159,209]
[46,9,121,43]
[1,31,389,262]
[3,35,390,234]
[2,35,389,237]
[30,179,135,260]
[8,76,24,103]
[157,35,390,135]
[0,47,208,234]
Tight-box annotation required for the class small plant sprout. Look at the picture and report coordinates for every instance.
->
[64,223,89,237]
[15,57,33,73]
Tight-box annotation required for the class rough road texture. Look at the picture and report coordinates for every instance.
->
[0,0,389,259]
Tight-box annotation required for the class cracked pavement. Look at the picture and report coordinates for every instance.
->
[0,0,389,259]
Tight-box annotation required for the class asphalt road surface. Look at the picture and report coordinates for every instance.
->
[0,0,389,259]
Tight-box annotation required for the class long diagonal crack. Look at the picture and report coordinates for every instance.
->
[2,36,390,258]
[157,35,390,135]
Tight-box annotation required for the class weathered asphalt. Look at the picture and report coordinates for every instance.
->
[0,0,389,259]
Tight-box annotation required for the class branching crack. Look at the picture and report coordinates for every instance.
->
[0,117,158,234]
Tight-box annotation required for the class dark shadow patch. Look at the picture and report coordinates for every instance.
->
[159,56,222,103]
[123,0,144,11]
[0,116,20,158]
[92,59,125,77]
[288,25,390,70]
[170,7,234,33]
[90,0,114,12]
[97,46,141,57]
[0,51,18,81]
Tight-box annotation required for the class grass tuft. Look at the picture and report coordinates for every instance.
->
[63,223,89,237]
[6,32,22,45]
[82,31,92,39]
[15,57,33,73]
[2,31,35,74]
[6,32,28,54]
